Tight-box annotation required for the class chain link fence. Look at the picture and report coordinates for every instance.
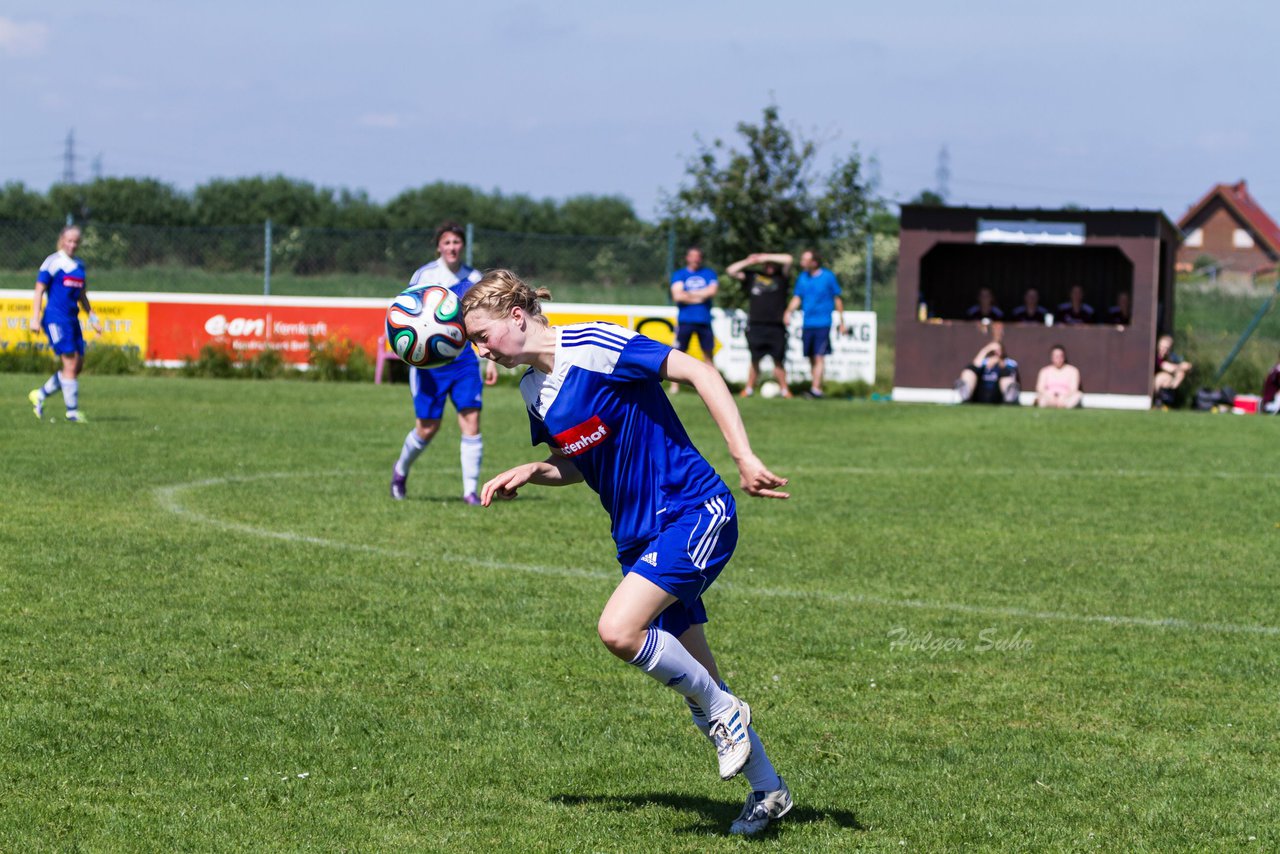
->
[0,219,676,304]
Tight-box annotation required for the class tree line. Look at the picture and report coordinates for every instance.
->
[0,176,647,237]
[2,105,900,289]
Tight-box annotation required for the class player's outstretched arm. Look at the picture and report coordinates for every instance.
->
[479,454,583,506]
[662,349,790,500]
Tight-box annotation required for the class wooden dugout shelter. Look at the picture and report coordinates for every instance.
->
[893,205,1180,410]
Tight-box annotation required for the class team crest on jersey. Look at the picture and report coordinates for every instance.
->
[554,415,610,457]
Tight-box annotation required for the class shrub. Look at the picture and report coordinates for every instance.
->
[246,346,289,379]
[307,335,372,382]
[182,343,239,378]
[0,343,57,374]
[85,343,144,375]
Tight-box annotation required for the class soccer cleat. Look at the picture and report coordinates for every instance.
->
[709,697,752,780]
[28,389,43,419]
[65,410,86,423]
[390,470,407,501]
[462,492,481,506]
[729,778,793,836]
[738,387,754,398]
[803,388,824,399]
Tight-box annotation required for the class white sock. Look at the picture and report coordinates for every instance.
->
[40,373,61,398]
[460,434,483,496]
[61,378,79,413]
[630,626,733,720]
[692,683,781,792]
[395,429,429,477]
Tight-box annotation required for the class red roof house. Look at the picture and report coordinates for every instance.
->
[1177,180,1280,276]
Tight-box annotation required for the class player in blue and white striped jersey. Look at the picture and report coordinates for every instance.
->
[29,225,102,422]
[460,269,795,837]
[390,223,498,503]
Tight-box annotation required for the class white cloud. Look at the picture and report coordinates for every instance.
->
[0,17,50,57]
[358,113,403,129]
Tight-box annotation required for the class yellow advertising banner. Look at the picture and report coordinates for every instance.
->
[0,294,148,356]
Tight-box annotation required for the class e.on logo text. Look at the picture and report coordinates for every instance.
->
[205,314,265,337]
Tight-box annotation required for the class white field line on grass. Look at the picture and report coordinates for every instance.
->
[791,466,1280,481]
[154,472,1280,638]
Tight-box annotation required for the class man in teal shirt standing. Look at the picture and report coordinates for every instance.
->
[784,250,845,398]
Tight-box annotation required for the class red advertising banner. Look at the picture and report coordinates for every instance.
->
[145,298,387,366]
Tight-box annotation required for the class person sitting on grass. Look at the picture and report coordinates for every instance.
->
[954,340,1020,405]
[1262,350,1280,414]
[1153,334,1192,408]
[1034,344,1083,409]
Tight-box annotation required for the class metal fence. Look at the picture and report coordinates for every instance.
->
[0,219,676,301]
[0,217,897,311]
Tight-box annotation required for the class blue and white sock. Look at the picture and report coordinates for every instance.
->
[630,626,734,721]
[40,373,61,399]
[694,681,781,793]
[61,378,78,414]
[395,429,429,477]
[460,434,483,496]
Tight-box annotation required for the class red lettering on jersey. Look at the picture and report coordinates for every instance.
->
[555,415,610,457]
[63,276,85,289]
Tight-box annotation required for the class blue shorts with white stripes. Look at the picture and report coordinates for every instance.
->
[618,492,738,638]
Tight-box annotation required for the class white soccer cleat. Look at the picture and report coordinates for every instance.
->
[709,697,752,780]
[28,389,43,419]
[730,777,793,836]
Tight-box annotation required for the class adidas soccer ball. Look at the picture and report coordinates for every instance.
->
[386,285,468,368]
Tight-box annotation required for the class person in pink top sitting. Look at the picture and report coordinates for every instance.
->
[1035,344,1083,409]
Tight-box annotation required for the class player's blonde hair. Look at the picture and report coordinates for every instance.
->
[461,269,552,325]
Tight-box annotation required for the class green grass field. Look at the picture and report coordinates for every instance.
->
[1,373,1278,852]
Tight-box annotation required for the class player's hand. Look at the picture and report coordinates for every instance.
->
[480,464,535,506]
[30,315,40,331]
[738,454,790,499]
[483,363,499,386]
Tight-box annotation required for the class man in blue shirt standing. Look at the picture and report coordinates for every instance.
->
[669,247,718,393]
[784,250,845,398]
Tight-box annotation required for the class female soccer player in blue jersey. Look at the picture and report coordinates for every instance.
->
[29,225,102,422]
[461,269,794,837]
[390,223,498,503]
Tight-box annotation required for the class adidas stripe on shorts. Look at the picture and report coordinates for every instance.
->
[618,492,739,638]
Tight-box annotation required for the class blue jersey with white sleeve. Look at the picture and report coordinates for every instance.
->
[37,251,87,321]
[671,267,717,325]
[407,259,481,375]
[520,323,729,557]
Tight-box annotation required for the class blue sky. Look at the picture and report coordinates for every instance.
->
[2,1,1278,222]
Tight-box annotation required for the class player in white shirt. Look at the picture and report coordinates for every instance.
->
[390,223,498,502]
[461,269,795,837]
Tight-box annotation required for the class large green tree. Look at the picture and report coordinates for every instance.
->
[664,103,878,269]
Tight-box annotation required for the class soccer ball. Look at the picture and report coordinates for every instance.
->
[386,285,467,368]
[760,380,782,399]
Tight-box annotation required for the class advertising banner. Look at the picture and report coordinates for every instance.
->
[1,291,876,382]
[546,304,876,384]
[1,293,149,356]
[144,297,385,366]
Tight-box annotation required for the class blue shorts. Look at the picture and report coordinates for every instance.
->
[618,493,738,638]
[802,327,832,358]
[43,317,85,357]
[675,323,714,355]
[409,361,483,420]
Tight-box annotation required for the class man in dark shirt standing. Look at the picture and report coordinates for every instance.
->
[726,252,794,398]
